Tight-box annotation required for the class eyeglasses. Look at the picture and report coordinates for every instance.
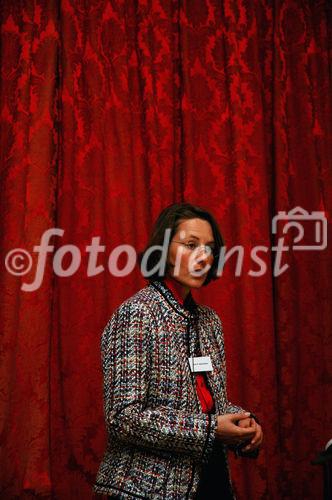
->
[171,240,216,257]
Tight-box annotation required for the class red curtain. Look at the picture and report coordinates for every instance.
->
[1,1,331,498]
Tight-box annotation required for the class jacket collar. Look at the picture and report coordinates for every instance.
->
[150,278,198,319]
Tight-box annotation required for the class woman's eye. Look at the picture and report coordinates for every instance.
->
[187,242,196,250]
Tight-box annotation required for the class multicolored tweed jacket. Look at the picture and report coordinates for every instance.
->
[93,279,247,499]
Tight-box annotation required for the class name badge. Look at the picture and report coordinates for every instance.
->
[188,356,213,373]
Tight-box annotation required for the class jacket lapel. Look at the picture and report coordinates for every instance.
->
[149,279,226,413]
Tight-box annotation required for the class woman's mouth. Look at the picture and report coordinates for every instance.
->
[191,271,206,278]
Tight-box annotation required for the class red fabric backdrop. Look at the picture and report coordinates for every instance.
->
[1,1,331,498]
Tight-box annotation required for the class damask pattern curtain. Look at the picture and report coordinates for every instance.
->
[1,1,331,498]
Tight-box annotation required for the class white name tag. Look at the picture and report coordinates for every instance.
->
[188,356,213,373]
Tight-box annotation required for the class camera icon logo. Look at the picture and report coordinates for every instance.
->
[272,206,327,251]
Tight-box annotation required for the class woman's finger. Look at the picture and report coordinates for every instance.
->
[244,427,263,450]
[250,429,263,447]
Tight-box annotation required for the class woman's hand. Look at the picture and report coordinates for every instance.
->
[237,416,252,428]
[237,416,263,452]
[215,412,256,446]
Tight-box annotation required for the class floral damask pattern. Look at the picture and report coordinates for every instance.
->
[1,1,331,499]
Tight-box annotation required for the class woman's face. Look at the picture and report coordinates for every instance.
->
[166,218,215,289]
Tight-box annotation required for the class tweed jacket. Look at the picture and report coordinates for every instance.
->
[93,279,247,499]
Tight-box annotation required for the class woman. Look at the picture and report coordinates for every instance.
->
[93,203,263,499]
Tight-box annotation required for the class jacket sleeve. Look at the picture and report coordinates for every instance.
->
[101,300,217,463]
[210,309,248,415]
[210,309,261,458]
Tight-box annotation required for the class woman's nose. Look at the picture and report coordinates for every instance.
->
[196,245,212,261]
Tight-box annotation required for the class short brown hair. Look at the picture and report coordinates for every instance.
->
[138,202,224,286]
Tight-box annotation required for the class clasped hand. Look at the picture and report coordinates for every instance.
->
[216,412,263,452]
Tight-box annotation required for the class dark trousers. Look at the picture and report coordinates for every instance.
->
[195,444,235,499]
